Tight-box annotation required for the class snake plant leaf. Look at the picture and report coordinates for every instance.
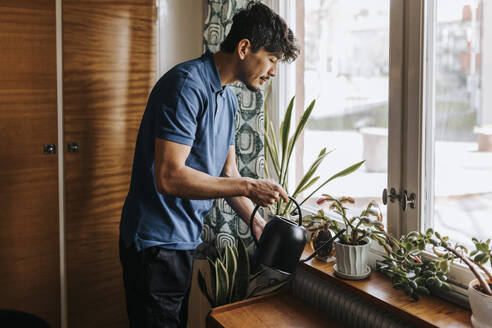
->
[248,267,267,282]
[206,257,216,293]
[215,259,229,306]
[198,269,214,307]
[233,238,250,302]
[224,245,237,303]
[247,278,290,298]
[299,160,365,207]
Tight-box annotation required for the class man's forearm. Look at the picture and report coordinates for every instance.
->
[156,165,251,200]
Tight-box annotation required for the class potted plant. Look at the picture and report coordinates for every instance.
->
[263,95,364,218]
[372,229,453,301]
[424,231,492,327]
[308,195,384,279]
[197,238,289,307]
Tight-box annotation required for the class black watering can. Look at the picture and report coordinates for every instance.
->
[250,196,346,275]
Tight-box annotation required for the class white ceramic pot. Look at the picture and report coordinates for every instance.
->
[468,279,492,328]
[334,240,370,276]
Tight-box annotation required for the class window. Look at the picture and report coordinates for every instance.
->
[268,0,492,288]
[267,0,394,229]
[423,0,492,249]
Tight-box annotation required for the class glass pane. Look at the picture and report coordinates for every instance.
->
[299,0,390,225]
[424,0,492,246]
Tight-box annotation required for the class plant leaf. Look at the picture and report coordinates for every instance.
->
[286,99,316,164]
[198,269,214,307]
[224,245,237,303]
[299,160,365,207]
[233,238,250,302]
[248,279,290,298]
[279,96,296,184]
[215,259,229,306]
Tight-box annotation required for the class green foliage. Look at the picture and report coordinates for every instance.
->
[197,238,289,307]
[470,238,492,266]
[263,95,364,217]
[303,195,383,246]
[375,230,452,301]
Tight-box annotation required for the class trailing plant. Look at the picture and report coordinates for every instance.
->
[263,94,364,217]
[306,195,451,300]
[304,194,384,245]
[425,230,492,296]
[374,229,452,301]
[197,238,289,307]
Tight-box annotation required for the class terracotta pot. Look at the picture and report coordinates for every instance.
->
[468,279,492,328]
[334,240,370,276]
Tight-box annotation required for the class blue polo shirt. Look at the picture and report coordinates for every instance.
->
[120,51,237,251]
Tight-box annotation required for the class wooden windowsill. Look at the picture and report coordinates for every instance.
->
[300,248,472,327]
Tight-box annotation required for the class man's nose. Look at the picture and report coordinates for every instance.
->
[268,62,278,77]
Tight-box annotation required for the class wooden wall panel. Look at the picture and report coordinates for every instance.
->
[0,1,60,327]
[63,1,156,327]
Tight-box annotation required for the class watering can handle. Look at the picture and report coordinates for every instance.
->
[249,196,302,247]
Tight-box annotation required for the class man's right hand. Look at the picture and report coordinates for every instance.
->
[245,178,289,207]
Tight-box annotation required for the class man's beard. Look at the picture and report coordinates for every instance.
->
[243,80,260,93]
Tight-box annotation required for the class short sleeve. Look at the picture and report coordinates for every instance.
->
[229,91,238,146]
[155,78,203,146]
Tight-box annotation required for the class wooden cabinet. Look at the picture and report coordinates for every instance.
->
[0,1,156,327]
[63,1,155,327]
[0,1,60,326]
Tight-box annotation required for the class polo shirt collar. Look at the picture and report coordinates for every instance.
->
[203,50,224,94]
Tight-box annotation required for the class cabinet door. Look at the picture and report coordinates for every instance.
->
[0,1,60,327]
[63,1,156,327]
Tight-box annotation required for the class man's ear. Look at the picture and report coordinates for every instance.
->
[237,39,251,60]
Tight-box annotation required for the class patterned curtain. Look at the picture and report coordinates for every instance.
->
[201,0,265,250]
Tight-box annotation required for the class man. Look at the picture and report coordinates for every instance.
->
[119,2,299,327]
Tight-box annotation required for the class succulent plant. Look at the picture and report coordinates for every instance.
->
[374,230,452,301]
[306,195,383,246]
[426,230,492,296]
[197,238,289,307]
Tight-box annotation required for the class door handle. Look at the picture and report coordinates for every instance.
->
[67,142,79,152]
[44,144,57,154]
[402,191,416,211]
[382,188,400,205]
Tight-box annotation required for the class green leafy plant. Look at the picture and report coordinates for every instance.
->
[197,238,289,307]
[374,230,452,301]
[425,230,492,296]
[470,237,492,284]
[306,194,383,245]
[263,95,364,217]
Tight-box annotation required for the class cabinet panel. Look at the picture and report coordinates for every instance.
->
[0,1,60,327]
[63,1,156,327]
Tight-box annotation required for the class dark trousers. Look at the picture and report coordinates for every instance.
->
[119,238,194,328]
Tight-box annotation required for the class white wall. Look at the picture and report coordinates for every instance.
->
[158,0,205,76]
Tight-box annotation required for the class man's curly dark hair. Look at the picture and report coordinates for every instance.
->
[220,1,299,62]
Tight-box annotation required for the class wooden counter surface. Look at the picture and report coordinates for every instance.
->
[300,248,472,328]
[207,292,345,328]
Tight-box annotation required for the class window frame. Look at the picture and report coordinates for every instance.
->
[269,0,478,293]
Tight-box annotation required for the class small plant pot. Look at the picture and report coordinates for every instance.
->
[468,279,492,328]
[334,240,370,278]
